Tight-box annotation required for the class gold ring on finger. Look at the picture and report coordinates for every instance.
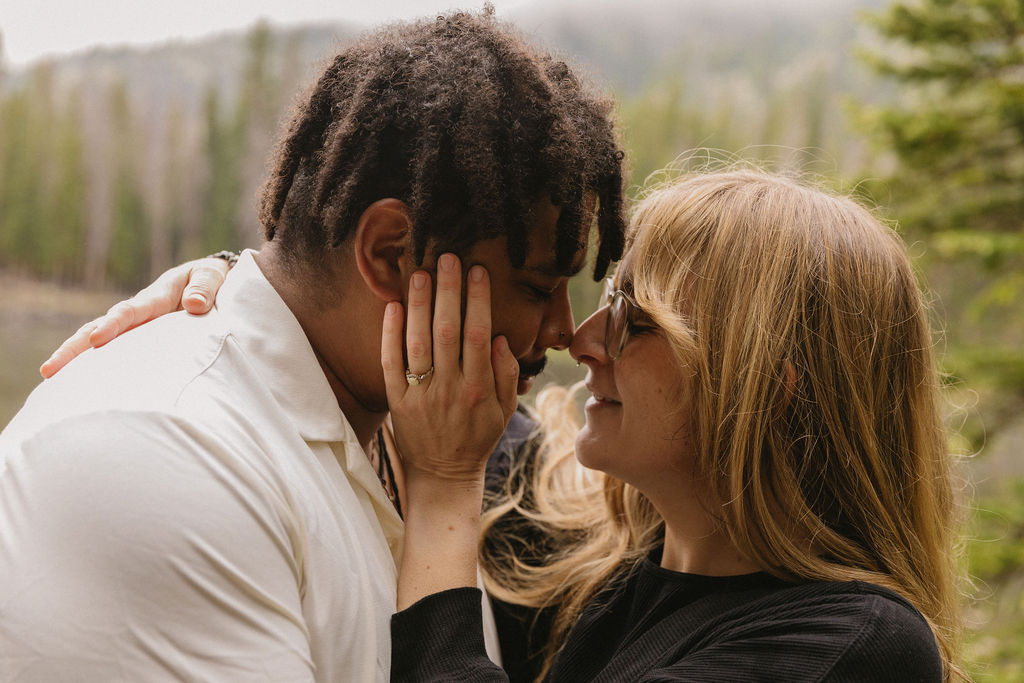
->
[405,366,434,386]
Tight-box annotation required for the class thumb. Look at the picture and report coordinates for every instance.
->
[183,262,229,314]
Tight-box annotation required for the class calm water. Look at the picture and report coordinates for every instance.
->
[1,309,95,427]
[0,272,124,429]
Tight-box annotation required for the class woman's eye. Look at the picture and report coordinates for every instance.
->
[626,321,647,334]
[627,318,657,335]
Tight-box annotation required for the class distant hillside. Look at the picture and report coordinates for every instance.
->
[513,0,887,96]
[0,23,359,115]
[1,0,886,112]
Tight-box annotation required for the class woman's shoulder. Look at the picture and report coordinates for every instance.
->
[705,579,942,681]
[730,579,934,640]
[558,576,944,682]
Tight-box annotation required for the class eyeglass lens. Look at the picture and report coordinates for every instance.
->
[601,277,630,360]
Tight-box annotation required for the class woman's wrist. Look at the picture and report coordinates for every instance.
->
[397,477,485,610]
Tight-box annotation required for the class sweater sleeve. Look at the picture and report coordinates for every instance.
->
[640,586,942,683]
[392,588,510,682]
[821,590,943,682]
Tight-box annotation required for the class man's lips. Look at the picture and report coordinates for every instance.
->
[518,355,547,379]
[515,356,547,395]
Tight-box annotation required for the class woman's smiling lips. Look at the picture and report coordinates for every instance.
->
[585,383,621,410]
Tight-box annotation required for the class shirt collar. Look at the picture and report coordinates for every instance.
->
[215,249,357,444]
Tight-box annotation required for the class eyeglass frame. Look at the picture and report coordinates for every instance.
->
[600,276,642,361]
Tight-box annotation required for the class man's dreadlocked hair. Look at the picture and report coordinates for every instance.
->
[259,7,626,280]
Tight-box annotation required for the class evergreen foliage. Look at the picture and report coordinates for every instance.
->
[859,0,1024,394]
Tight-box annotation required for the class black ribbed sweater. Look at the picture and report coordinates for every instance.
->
[391,552,942,682]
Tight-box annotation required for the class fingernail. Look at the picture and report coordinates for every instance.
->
[412,272,426,290]
[469,266,484,283]
[186,292,208,307]
[439,253,457,272]
[385,301,399,317]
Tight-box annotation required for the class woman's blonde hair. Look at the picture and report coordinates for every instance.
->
[479,169,964,680]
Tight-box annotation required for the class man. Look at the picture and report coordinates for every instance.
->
[0,10,625,681]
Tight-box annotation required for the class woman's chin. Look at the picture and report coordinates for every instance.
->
[574,425,606,471]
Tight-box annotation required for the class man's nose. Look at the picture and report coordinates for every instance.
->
[539,282,575,351]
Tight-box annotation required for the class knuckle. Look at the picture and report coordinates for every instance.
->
[464,324,490,349]
[191,266,221,284]
[186,276,211,291]
[435,322,459,347]
[465,385,486,405]
[210,259,231,273]
[106,301,131,317]
[407,341,427,359]
[408,289,431,307]
[433,386,452,406]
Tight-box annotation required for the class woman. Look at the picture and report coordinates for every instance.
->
[41,169,964,681]
[383,169,963,681]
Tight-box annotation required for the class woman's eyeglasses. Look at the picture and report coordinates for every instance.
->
[600,277,641,361]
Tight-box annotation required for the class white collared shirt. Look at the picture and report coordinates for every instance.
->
[1,251,405,681]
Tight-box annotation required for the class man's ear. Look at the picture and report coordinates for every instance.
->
[353,198,413,301]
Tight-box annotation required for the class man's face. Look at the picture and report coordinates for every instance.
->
[455,200,588,395]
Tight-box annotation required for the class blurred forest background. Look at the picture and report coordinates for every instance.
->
[1,0,1022,677]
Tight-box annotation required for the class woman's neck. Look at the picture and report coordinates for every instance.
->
[652,490,761,576]
[659,524,760,575]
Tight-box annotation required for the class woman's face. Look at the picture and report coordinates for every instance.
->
[569,254,695,493]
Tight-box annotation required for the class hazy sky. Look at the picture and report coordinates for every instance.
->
[1,0,540,66]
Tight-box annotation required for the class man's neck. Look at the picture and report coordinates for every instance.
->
[313,350,388,450]
[255,247,387,449]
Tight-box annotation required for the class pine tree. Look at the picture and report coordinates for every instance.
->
[200,85,242,255]
[0,63,53,274]
[46,88,88,282]
[234,21,279,249]
[105,81,150,289]
[861,0,1024,393]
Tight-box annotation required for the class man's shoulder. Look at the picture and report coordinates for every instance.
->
[4,310,257,444]
[2,408,300,538]
[0,408,316,682]
[6,408,265,474]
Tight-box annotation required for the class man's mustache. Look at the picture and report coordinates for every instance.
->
[518,355,547,379]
